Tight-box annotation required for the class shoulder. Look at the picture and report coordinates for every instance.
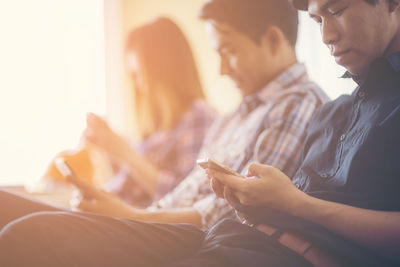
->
[277,81,329,107]
[180,100,217,127]
[190,100,218,122]
[266,81,330,122]
[312,94,353,123]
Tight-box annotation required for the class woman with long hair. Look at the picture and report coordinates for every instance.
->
[82,17,216,207]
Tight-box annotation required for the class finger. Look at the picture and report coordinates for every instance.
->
[248,162,273,177]
[84,131,99,146]
[69,192,83,211]
[86,113,103,131]
[87,112,101,122]
[224,187,238,207]
[82,127,94,139]
[208,169,246,192]
[210,178,224,198]
[65,173,100,200]
[87,112,108,128]
[71,188,83,200]
[246,169,252,177]
[77,199,98,212]
[236,210,250,224]
[237,211,255,226]
[205,169,212,179]
[224,188,244,212]
[86,112,97,126]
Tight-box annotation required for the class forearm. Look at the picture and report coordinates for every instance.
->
[128,207,203,228]
[289,191,400,261]
[124,152,160,196]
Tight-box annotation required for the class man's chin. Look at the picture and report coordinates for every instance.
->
[339,56,370,77]
[230,80,257,96]
[233,81,247,92]
[239,86,259,97]
[344,64,368,77]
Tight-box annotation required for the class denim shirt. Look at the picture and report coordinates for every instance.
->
[245,52,400,266]
[291,51,400,212]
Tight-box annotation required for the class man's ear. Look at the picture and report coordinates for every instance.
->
[260,26,283,56]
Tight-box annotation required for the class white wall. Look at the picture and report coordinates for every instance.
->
[0,0,106,186]
[0,1,358,187]
[118,0,357,124]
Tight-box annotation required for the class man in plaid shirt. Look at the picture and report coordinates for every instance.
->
[2,0,329,232]
[155,62,329,228]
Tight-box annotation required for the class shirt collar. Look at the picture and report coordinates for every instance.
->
[239,62,307,114]
[386,50,400,72]
[341,51,400,85]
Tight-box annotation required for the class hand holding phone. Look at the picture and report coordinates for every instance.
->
[197,158,246,205]
[197,158,242,177]
[54,158,98,199]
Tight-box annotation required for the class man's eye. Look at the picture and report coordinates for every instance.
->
[225,50,236,56]
[329,7,347,16]
[311,16,322,25]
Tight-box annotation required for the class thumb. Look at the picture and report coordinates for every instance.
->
[77,199,98,212]
[211,178,224,199]
[248,162,274,177]
[66,173,101,200]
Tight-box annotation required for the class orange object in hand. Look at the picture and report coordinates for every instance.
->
[44,146,94,185]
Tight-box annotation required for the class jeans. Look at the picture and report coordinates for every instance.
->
[0,189,311,267]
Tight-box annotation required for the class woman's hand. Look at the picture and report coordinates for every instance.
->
[82,113,160,195]
[82,113,134,162]
[67,168,138,218]
[207,162,304,213]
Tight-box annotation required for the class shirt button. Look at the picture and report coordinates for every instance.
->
[340,134,346,141]
[358,91,365,98]
[295,183,301,189]
[320,173,328,178]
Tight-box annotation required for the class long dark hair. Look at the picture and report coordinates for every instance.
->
[126,17,205,138]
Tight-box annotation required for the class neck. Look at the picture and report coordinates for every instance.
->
[386,34,400,56]
[385,18,400,55]
[251,51,298,96]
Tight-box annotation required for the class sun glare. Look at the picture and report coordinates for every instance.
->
[0,0,106,187]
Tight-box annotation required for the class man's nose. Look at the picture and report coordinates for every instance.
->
[321,19,340,46]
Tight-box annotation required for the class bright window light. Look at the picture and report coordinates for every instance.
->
[0,0,106,186]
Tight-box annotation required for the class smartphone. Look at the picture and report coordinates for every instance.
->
[197,158,241,176]
[54,157,98,201]
[54,158,75,178]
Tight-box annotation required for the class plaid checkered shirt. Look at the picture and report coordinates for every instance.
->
[152,63,330,228]
[107,100,216,206]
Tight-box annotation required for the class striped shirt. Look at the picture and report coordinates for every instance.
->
[106,100,216,207]
[153,63,330,228]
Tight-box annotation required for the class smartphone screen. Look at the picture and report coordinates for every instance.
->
[54,158,74,177]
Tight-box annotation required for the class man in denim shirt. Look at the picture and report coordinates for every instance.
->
[0,0,399,266]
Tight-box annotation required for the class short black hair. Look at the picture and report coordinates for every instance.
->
[200,0,299,47]
[364,0,393,4]
[291,0,392,11]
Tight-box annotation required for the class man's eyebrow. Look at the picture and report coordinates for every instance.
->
[309,0,343,16]
[321,0,343,11]
[211,21,230,34]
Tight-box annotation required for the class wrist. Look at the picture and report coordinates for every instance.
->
[283,188,310,216]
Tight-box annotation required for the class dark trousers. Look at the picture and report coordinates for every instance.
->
[0,189,311,267]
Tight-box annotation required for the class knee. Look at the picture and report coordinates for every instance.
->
[0,212,52,265]
[1,211,73,243]
[1,212,51,240]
